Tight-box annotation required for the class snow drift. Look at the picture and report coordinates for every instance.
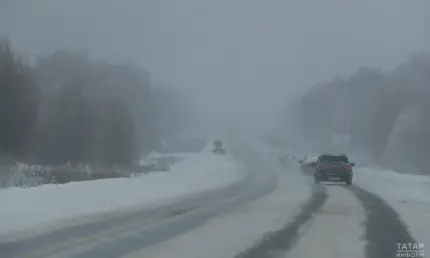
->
[0,150,246,238]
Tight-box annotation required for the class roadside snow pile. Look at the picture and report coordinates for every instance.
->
[0,152,246,237]
[142,151,199,162]
[138,139,221,173]
[1,163,133,188]
[355,168,430,255]
[139,152,186,172]
[0,163,53,188]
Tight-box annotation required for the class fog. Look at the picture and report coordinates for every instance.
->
[2,0,428,132]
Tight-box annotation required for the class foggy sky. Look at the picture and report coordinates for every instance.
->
[1,0,428,130]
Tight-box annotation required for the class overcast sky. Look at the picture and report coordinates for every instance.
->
[1,0,428,130]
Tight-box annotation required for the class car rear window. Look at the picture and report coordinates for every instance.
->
[319,155,349,164]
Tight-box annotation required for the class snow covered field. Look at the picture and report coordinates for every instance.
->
[355,168,430,255]
[0,149,246,238]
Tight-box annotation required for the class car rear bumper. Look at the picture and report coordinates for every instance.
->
[315,172,352,181]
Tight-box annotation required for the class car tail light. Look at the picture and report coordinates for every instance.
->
[343,165,352,171]
[317,164,325,170]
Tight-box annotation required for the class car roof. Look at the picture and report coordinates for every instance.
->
[317,154,350,162]
[318,154,349,158]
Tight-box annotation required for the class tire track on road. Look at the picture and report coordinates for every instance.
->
[349,186,418,258]
[235,185,327,258]
[236,182,419,258]
[286,185,367,258]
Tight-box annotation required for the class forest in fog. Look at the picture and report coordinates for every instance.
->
[0,39,194,167]
[291,52,430,174]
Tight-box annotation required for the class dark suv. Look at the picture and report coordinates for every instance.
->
[314,154,355,185]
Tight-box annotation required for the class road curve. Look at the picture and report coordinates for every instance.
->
[0,140,278,258]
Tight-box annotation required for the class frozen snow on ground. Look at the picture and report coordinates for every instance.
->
[355,168,430,255]
[125,156,312,258]
[141,150,207,165]
[0,150,246,238]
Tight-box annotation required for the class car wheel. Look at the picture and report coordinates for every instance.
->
[345,177,352,185]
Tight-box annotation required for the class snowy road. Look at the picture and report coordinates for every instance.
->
[1,139,429,258]
[0,140,279,258]
[282,186,366,258]
[235,170,427,258]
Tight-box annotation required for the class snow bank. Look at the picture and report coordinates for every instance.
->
[0,151,246,237]
[0,163,53,188]
[355,168,430,254]
[141,151,202,164]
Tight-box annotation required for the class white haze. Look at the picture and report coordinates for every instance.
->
[1,0,428,132]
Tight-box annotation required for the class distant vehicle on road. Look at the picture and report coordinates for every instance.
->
[212,140,226,155]
[298,156,319,176]
[314,154,355,185]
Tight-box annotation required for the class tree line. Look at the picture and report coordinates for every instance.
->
[292,52,430,174]
[0,39,194,168]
